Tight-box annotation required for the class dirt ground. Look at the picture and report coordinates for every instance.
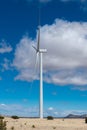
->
[4,117,87,130]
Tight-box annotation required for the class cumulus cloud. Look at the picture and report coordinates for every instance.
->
[13,36,38,81]
[13,19,87,87]
[0,40,12,54]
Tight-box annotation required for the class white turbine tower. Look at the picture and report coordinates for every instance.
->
[33,25,47,119]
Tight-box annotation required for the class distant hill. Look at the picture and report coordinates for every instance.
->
[80,114,87,118]
[65,114,87,118]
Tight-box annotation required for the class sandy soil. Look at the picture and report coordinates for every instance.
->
[4,117,87,130]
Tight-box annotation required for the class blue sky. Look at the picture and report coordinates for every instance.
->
[0,0,87,117]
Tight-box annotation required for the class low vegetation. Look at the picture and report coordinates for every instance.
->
[0,116,4,120]
[11,116,19,119]
[0,119,7,130]
[47,116,54,120]
[10,126,14,130]
[53,126,56,129]
[85,117,87,123]
[24,123,27,125]
[32,125,36,128]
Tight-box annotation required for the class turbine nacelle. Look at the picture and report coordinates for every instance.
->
[39,49,47,53]
[32,45,47,53]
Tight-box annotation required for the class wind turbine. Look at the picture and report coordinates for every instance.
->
[33,25,47,119]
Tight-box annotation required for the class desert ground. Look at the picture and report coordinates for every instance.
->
[3,117,87,130]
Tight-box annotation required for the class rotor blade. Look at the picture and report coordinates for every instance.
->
[32,45,37,52]
[37,2,41,53]
[37,26,40,52]
[33,52,39,80]
[29,52,39,96]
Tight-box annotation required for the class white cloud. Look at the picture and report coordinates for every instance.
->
[0,104,39,117]
[0,40,12,54]
[0,103,6,107]
[13,36,38,81]
[0,103,87,117]
[45,107,87,117]
[48,107,54,111]
[2,58,11,71]
[13,19,87,88]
